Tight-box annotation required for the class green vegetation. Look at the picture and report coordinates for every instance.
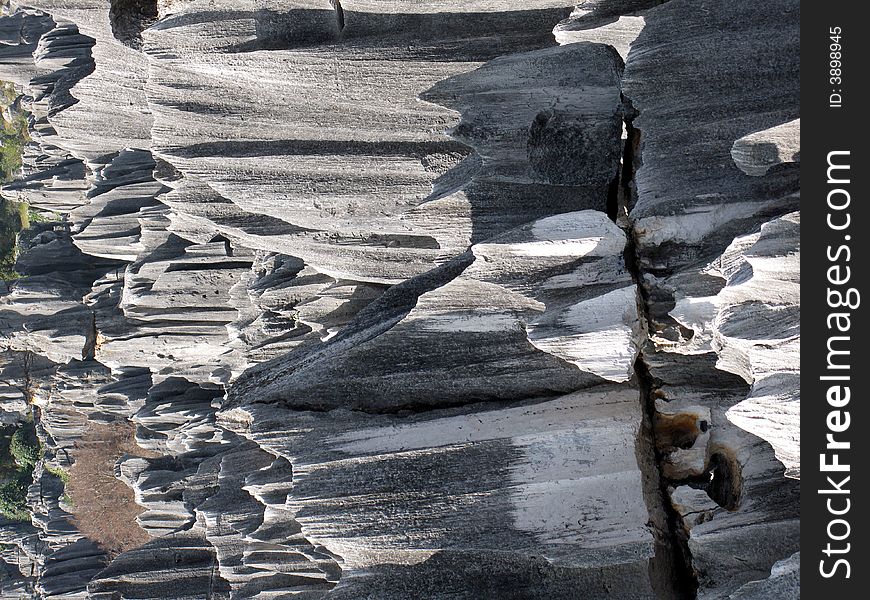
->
[0,84,43,521]
[0,199,27,285]
[0,422,40,521]
[0,476,30,520]
[1,81,17,105]
[45,464,70,483]
[1,82,28,183]
[0,81,34,287]
[28,206,51,224]
[9,425,40,468]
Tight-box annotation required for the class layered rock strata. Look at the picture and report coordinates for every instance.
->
[0,0,799,598]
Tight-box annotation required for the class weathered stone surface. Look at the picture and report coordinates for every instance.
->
[228,210,640,411]
[225,385,653,565]
[0,0,799,598]
[554,0,655,59]
[731,120,800,178]
[618,0,800,598]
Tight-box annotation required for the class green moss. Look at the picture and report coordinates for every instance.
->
[17,200,29,229]
[0,263,20,283]
[27,207,53,224]
[45,464,70,483]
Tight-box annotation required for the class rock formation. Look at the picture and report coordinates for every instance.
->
[0,0,799,598]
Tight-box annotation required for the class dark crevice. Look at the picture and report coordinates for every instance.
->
[666,450,743,513]
[82,310,98,361]
[635,357,699,600]
[705,452,743,511]
[246,388,572,418]
[331,0,346,32]
[620,103,642,217]
[619,92,698,599]
[109,0,159,50]
[606,162,621,222]
[164,260,254,273]
[208,234,234,257]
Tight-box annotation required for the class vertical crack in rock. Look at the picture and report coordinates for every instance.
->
[618,0,800,595]
[633,356,698,600]
[331,0,346,32]
[619,103,642,222]
[617,97,699,599]
[82,310,98,360]
[605,147,621,223]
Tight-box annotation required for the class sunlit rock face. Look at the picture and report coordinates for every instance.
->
[618,0,800,598]
[0,0,798,598]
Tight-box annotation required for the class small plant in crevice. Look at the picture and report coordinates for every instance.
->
[26,206,55,224]
[45,463,70,483]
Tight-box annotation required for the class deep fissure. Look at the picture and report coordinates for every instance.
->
[634,357,699,600]
[618,103,699,599]
[331,0,346,31]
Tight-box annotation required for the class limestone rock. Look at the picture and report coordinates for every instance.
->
[0,0,799,598]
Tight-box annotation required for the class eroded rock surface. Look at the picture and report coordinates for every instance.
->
[0,0,799,598]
